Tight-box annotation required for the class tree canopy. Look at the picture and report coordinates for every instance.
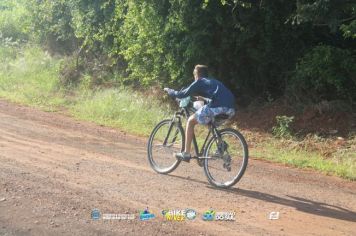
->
[3,0,355,105]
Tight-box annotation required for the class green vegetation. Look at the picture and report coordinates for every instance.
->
[0,46,66,110]
[272,115,294,139]
[71,89,170,136]
[0,44,169,136]
[290,45,356,103]
[0,0,30,42]
[254,139,356,180]
[22,0,356,105]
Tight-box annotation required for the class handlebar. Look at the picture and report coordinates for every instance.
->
[163,87,211,108]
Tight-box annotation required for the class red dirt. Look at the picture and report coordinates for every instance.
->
[235,99,355,137]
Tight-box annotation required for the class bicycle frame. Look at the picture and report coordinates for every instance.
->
[148,98,249,187]
[167,106,222,158]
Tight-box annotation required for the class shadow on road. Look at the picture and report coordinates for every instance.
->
[226,187,356,222]
[168,174,356,222]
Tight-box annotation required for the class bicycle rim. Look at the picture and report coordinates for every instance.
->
[147,119,184,174]
[204,129,248,188]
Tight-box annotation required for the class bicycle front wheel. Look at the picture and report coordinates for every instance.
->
[203,128,248,188]
[147,119,184,174]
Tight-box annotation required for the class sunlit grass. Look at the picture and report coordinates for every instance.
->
[0,45,66,110]
[251,139,356,180]
[70,88,171,136]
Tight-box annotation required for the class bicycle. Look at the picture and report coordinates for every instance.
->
[147,96,248,188]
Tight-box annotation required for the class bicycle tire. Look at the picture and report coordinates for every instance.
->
[203,128,248,188]
[147,119,184,174]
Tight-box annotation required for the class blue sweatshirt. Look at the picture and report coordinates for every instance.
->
[169,78,235,109]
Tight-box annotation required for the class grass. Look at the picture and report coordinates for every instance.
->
[0,45,355,180]
[252,139,356,180]
[0,45,67,110]
[71,88,171,136]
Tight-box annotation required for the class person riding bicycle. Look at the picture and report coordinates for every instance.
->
[164,64,236,162]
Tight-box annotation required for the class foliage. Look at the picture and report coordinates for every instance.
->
[59,57,81,87]
[290,45,356,103]
[0,0,31,42]
[340,20,356,39]
[27,0,77,53]
[0,45,66,109]
[2,0,356,107]
[272,115,295,138]
[291,0,356,34]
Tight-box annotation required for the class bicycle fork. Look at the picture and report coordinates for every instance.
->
[212,126,232,172]
[163,116,181,147]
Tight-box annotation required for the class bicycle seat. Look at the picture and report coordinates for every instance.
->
[212,114,230,126]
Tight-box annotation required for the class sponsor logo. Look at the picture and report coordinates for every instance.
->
[202,209,235,221]
[91,209,135,220]
[202,209,215,221]
[269,212,279,220]
[215,211,235,221]
[139,207,155,221]
[102,213,135,220]
[162,209,185,221]
[185,209,197,220]
[162,209,197,221]
[91,209,101,220]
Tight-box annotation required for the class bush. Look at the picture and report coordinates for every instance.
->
[0,45,65,108]
[0,0,31,42]
[59,57,80,87]
[290,45,356,104]
[4,0,356,108]
[272,115,294,138]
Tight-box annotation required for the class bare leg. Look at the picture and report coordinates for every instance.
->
[185,115,198,154]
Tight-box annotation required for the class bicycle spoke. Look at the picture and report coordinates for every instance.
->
[148,119,184,174]
[204,129,248,187]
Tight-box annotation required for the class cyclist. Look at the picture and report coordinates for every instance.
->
[164,64,236,162]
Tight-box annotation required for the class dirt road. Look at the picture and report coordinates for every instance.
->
[0,99,355,236]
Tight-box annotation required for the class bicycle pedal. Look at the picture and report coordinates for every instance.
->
[196,159,204,167]
[197,156,213,159]
[179,156,191,162]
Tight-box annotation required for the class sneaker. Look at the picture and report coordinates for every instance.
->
[175,152,191,162]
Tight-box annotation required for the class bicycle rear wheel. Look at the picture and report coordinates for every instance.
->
[203,128,248,188]
[147,119,184,174]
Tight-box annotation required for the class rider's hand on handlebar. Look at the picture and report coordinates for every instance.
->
[164,87,175,96]
[194,96,211,104]
[194,96,204,101]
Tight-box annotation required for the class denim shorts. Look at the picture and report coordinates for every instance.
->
[194,105,235,125]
